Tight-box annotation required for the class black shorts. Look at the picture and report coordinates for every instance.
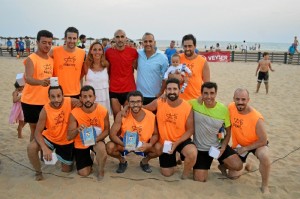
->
[159,138,194,168]
[44,137,74,165]
[238,141,269,162]
[257,71,269,83]
[109,91,129,106]
[66,94,80,99]
[193,145,237,170]
[20,49,25,52]
[21,102,43,123]
[143,97,157,105]
[74,146,94,171]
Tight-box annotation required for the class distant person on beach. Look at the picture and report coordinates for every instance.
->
[105,29,138,118]
[164,53,192,93]
[19,38,25,57]
[171,34,210,101]
[25,36,31,56]
[27,86,81,181]
[15,38,19,57]
[6,38,13,56]
[144,78,197,179]
[67,85,109,180]
[255,52,275,94]
[49,27,85,98]
[137,32,169,105]
[9,81,26,138]
[102,38,110,52]
[294,36,299,46]
[228,88,271,194]
[190,82,243,182]
[107,91,159,173]
[77,34,86,49]
[165,40,177,65]
[83,41,111,114]
[288,43,299,64]
[241,40,247,53]
[21,30,54,141]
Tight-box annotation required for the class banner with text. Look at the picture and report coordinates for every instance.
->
[200,51,231,62]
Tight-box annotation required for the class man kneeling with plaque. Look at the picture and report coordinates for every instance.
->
[107,91,159,173]
[67,85,110,180]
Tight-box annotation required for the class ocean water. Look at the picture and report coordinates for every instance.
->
[1,38,290,52]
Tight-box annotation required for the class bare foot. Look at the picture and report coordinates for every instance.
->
[261,186,270,194]
[97,171,104,181]
[35,172,44,181]
[245,162,253,171]
[218,164,227,176]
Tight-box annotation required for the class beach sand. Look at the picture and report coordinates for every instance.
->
[0,56,299,199]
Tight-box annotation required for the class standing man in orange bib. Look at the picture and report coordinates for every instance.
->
[27,86,81,181]
[177,34,210,100]
[49,27,85,98]
[21,30,54,141]
[228,88,271,194]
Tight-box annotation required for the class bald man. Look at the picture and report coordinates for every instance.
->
[228,88,271,194]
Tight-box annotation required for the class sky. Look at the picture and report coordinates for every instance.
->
[0,0,299,43]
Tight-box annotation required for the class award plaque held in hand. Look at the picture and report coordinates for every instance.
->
[80,126,97,146]
[123,131,139,151]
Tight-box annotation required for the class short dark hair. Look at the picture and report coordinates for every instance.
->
[48,85,63,96]
[127,90,144,102]
[142,32,155,40]
[166,78,180,89]
[201,82,218,93]
[80,85,95,96]
[263,52,269,57]
[64,27,79,38]
[182,34,196,46]
[14,81,21,89]
[79,34,86,40]
[37,30,53,42]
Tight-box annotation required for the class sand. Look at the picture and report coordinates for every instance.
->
[0,56,299,199]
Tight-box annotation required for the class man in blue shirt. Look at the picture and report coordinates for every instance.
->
[6,38,13,56]
[165,40,177,65]
[19,38,25,57]
[136,32,168,105]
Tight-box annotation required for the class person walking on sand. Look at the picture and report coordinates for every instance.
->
[255,52,274,94]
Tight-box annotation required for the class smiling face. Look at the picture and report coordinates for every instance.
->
[166,82,180,101]
[65,32,78,50]
[201,87,217,108]
[233,89,250,113]
[128,96,143,114]
[91,43,103,60]
[37,36,53,54]
[80,89,95,109]
[114,30,126,50]
[183,40,195,58]
[49,88,64,108]
[142,34,156,54]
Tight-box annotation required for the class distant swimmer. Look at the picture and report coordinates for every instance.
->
[255,52,274,94]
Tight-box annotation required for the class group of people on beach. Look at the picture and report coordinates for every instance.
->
[11,26,272,193]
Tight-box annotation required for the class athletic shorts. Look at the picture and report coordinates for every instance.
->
[238,141,269,162]
[20,49,24,52]
[44,136,74,165]
[109,91,129,106]
[143,97,157,105]
[65,94,80,99]
[74,146,94,171]
[257,71,269,83]
[26,48,30,53]
[193,145,237,170]
[21,102,43,123]
[159,138,194,168]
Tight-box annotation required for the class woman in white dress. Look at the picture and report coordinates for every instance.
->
[84,41,111,114]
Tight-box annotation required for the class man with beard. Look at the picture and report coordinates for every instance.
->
[105,29,138,118]
[171,34,210,101]
[106,91,159,173]
[27,86,81,181]
[67,85,109,180]
[49,27,85,98]
[190,82,242,182]
[136,32,169,105]
[228,88,270,194]
[145,78,197,179]
[21,30,54,141]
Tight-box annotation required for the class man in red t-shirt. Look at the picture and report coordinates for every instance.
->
[105,29,138,118]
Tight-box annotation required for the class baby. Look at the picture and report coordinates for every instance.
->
[164,53,192,93]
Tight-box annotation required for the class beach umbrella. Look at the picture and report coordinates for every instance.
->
[86,37,95,45]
